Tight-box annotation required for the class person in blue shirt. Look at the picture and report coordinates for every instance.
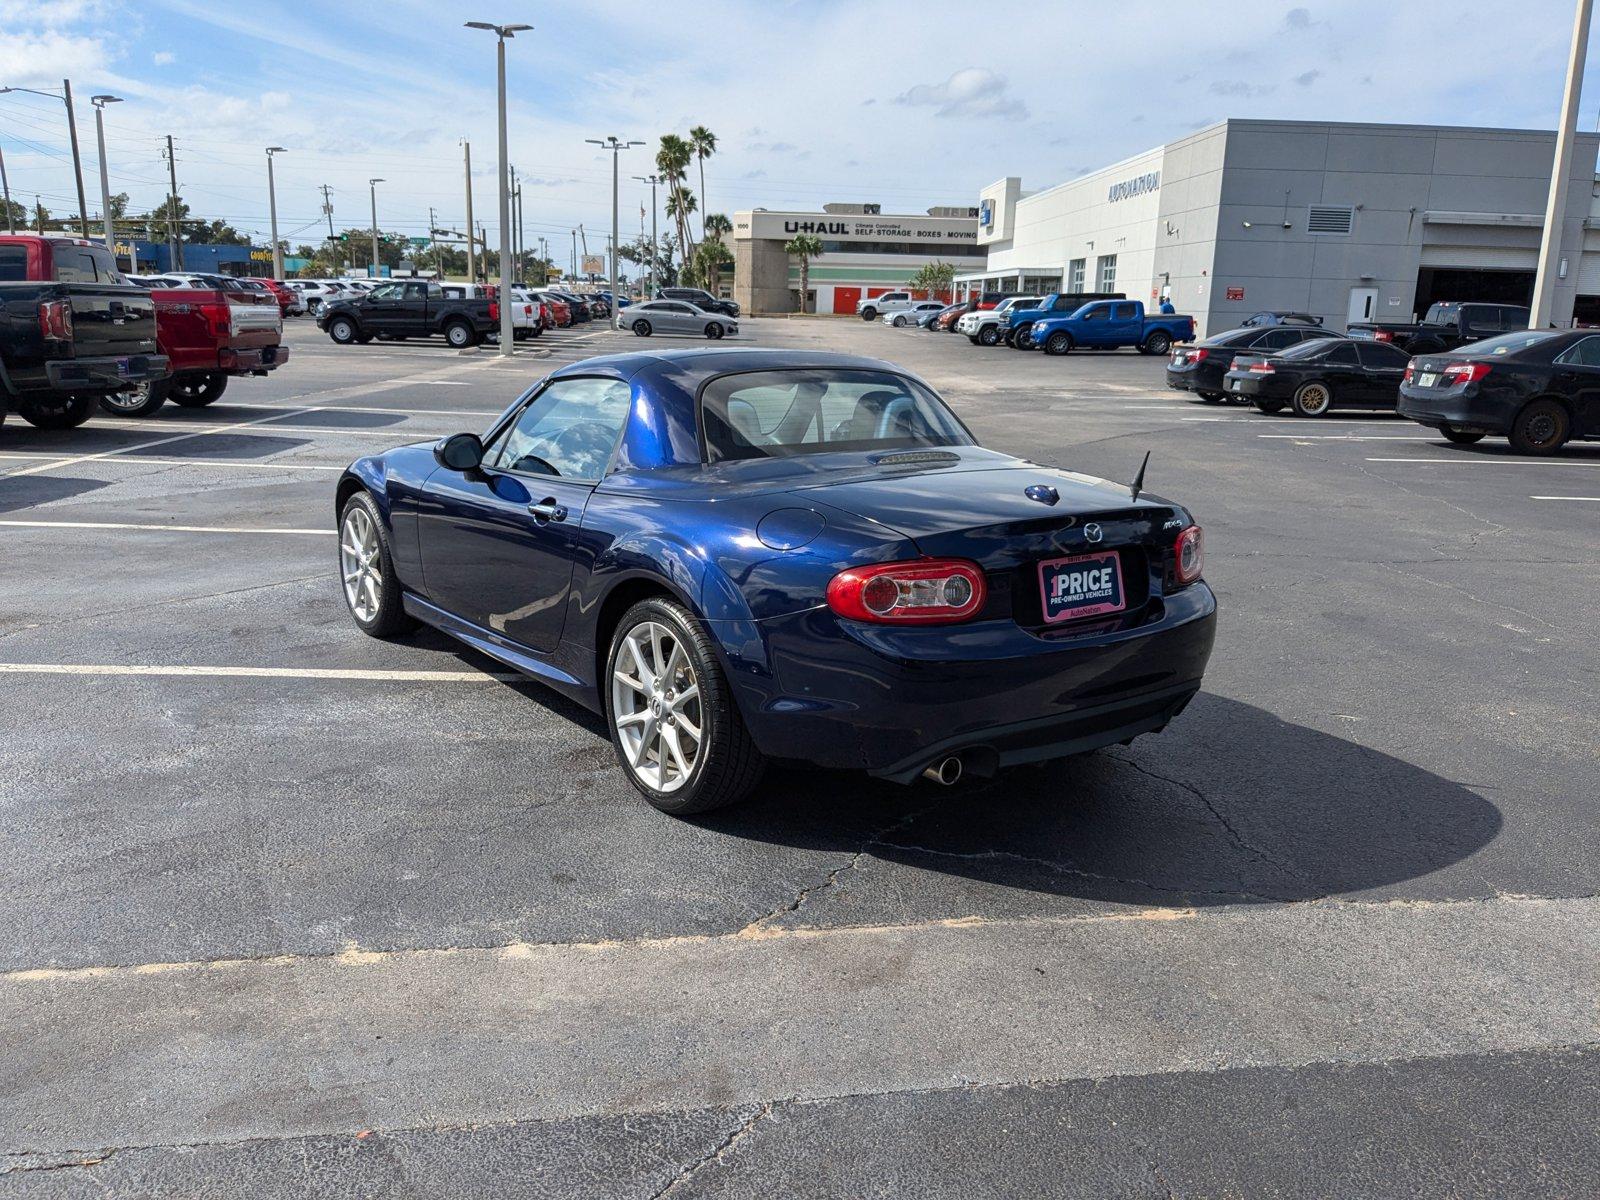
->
[1158,296,1176,314]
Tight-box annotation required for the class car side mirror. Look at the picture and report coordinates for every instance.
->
[434,432,485,472]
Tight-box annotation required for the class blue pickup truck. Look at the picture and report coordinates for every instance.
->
[1029,299,1196,356]
[1003,291,1125,349]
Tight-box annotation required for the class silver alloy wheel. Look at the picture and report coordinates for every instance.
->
[340,505,383,623]
[610,620,702,794]
[102,382,151,412]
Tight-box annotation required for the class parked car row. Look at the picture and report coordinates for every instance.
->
[1,235,289,430]
[1167,304,1598,454]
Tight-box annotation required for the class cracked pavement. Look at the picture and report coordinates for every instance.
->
[2,321,1597,1197]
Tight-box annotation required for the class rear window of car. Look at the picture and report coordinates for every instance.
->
[51,242,124,283]
[1461,330,1557,357]
[700,369,973,463]
[0,245,26,281]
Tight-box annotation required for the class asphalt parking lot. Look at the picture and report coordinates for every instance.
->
[2,316,1597,1197]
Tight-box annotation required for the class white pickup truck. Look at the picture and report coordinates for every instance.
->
[856,290,920,322]
[956,296,1041,346]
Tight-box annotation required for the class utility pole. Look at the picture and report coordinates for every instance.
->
[428,206,439,279]
[320,183,336,271]
[462,139,476,284]
[465,20,529,357]
[633,173,661,298]
[163,134,183,269]
[62,79,89,236]
[1532,0,1594,329]
[571,229,576,280]
[509,165,518,285]
[0,142,13,235]
[90,95,122,253]
[515,184,525,286]
[265,146,285,280]
[588,137,643,327]
[368,178,384,276]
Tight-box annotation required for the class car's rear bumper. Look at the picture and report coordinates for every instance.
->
[730,583,1217,778]
[45,353,171,392]
[1397,385,1507,431]
[218,344,289,374]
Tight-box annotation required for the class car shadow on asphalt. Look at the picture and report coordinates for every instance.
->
[0,474,111,514]
[690,692,1503,909]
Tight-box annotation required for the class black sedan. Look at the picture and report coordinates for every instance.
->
[1167,324,1341,402]
[1222,338,1411,416]
[1398,328,1600,455]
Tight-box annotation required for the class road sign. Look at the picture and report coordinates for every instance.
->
[409,237,430,248]
[581,254,605,275]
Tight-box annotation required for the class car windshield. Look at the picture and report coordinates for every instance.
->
[701,369,973,462]
[1458,330,1557,357]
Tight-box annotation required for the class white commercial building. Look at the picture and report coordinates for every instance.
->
[963,119,1600,337]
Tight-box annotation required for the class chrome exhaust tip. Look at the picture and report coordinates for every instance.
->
[922,756,963,786]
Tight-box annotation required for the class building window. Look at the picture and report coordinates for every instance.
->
[1096,255,1117,292]
[1068,259,1085,293]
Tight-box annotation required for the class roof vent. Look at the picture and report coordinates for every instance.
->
[1307,205,1354,235]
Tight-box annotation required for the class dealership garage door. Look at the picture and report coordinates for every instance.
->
[1413,267,1535,316]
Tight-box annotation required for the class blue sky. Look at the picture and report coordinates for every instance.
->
[4,0,1600,256]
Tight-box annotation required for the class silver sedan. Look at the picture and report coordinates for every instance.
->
[626,300,739,340]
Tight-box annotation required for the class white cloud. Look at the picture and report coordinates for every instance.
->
[152,50,174,65]
[894,68,1027,120]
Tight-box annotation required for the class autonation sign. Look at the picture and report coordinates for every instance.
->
[1107,171,1160,203]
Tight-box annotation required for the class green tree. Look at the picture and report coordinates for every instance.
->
[618,234,677,290]
[704,212,732,242]
[685,238,732,293]
[107,192,130,221]
[656,133,694,262]
[907,260,955,298]
[1,195,27,231]
[665,188,697,257]
[689,126,716,242]
[783,233,823,313]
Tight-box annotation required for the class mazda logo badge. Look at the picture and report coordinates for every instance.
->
[1084,523,1103,543]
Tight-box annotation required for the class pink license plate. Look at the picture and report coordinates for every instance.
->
[1038,550,1126,623]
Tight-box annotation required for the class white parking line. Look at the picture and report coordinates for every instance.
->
[1366,457,1600,467]
[0,453,345,472]
[88,418,447,440]
[0,663,515,682]
[1258,434,1438,441]
[226,402,502,418]
[0,519,333,536]
[1530,495,1600,502]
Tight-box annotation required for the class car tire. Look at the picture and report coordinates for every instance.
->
[328,317,357,345]
[606,597,766,815]
[1508,398,1570,455]
[860,308,877,322]
[338,491,417,639]
[98,377,171,417]
[977,325,1001,347]
[444,320,476,349]
[1010,323,1034,350]
[1254,399,1286,414]
[169,373,228,408]
[1439,425,1486,445]
[1197,390,1225,403]
[1291,381,1333,417]
[1143,330,1173,356]
[1044,331,1074,356]
[18,393,95,430]
[633,319,653,337]
[705,323,724,339]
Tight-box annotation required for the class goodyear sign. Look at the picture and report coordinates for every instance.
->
[1107,171,1160,203]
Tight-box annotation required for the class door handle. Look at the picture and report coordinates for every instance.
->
[528,498,568,523]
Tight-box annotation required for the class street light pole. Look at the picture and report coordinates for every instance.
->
[265,146,286,280]
[90,95,122,253]
[368,177,383,277]
[0,142,13,235]
[1,82,89,235]
[633,173,661,298]
[465,20,530,358]
[462,139,476,284]
[1532,0,1595,328]
[589,137,643,328]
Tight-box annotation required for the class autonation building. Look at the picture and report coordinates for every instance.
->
[963,119,1600,337]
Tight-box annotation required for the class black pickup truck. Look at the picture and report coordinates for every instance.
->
[317,280,497,348]
[1,236,169,430]
[1347,301,1530,355]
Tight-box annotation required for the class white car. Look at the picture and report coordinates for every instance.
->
[956,296,1041,347]
[884,301,947,328]
[289,280,356,314]
[856,290,920,322]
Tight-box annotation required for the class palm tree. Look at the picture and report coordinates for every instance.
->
[665,190,698,257]
[689,126,717,241]
[656,134,693,261]
[783,233,823,314]
[704,212,733,243]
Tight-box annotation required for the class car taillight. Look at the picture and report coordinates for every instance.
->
[1443,361,1490,384]
[1174,526,1204,587]
[1248,361,1274,374]
[38,299,73,341]
[827,559,987,624]
[1374,330,1393,342]
[1402,363,1414,382]
[489,301,499,321]
[199,300,231,338]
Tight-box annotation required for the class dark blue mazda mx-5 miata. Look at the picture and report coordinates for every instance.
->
[336,348,1216,814]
